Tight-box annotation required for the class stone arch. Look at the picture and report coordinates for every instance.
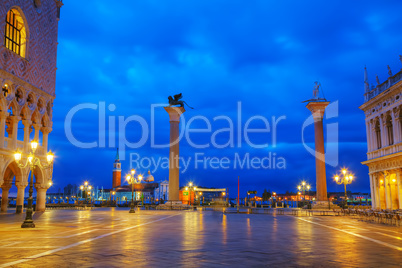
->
[31,109,41,124]
[32,165,46,185]
[5,6,30,58]
[7,99,19,116]
[2,159,25,187]
[20,105,31,120]
[41,113,50,127]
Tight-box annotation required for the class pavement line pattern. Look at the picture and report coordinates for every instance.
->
[297,217,402,251]
[374,232,402,240]
[0,214,179,268]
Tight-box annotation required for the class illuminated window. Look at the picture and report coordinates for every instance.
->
[4,9,27,58]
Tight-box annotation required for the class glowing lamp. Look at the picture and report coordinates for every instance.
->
[185,187,188,191]
[47,150,54,163]
[131,169,135,175]
[49,181,53,186]
[89,186,92,190]
[139,175,143,181]
[189,182,193,187]
[126,174,131,181]
[302,181,306,186]
[342,169,347,175]
[27,153,34,163]
[85,181,88,186]
[30,140,38,152]
[334,176,339,182]
[80,186,84,190]
[14,150,22,162]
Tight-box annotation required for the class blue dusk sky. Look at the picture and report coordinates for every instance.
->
[49,0,402,196]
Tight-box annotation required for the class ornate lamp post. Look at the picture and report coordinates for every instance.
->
[186,182,197,205]
[80,181,92,205]
[334,168,354,208]
[126,169,143,213]
[14,140,54,228]
[297,181,311,202]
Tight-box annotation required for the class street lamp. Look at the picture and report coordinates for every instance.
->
[334,168,355,208]
[297,181,311,202]
[186,182,197,205]
[80,181,92,205]
[14,140,54,228]
[126,169,143,213]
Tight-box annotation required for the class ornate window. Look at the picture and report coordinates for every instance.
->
[375,120,381,149]
[4,9,27,58]
[385,114,393,146]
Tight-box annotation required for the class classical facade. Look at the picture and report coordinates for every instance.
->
[360,64,402,210]
[0,0,63,212]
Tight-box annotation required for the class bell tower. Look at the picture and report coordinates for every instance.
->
[112,148,121,188]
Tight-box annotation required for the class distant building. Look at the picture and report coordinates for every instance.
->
[0,0,63,212]
[112,149,121,189]
[179,187,227,205]
[360,64,402,210]
[100,152,168,202]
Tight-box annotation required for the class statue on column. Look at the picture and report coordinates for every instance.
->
[168,93,194,109]
[313,81,320,98]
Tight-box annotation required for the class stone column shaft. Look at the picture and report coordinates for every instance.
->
[384,174,391,209]
[33,123,42,142]
[1,186,11,212]
[306,102,329,201]
[41,127,52,152]
[10,116,21,149]
[164,107,185,202]
[396,170,402,209]
[16,185,26,212]
[35,188,48,212]
[0,111,9,149]
[369,174,376,209]
[365,121,372,152]
[22,120,32,153]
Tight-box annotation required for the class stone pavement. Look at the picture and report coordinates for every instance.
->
[0,208,401,267]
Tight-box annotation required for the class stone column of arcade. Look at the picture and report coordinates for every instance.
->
[306,101,330,205]
[16,179,27,213]
[35,184,49,212]
[164,106,186,203]
[1,185,11,212]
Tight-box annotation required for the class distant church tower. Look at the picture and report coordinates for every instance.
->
[112,148,121,188]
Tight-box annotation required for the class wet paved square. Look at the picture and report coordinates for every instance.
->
[0,208,401,267]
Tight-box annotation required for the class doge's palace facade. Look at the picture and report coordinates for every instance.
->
[360,64,402,210]
[0,0,63,212]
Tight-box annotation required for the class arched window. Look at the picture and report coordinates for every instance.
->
[4,8,27,58]
[375,120,382,149]
[385,114,393,145]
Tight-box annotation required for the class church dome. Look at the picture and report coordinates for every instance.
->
[144,170,154,182]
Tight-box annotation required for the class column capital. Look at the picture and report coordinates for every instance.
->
[305,101,330,121]
[0,111,9,120]
[15,182,28,188]
[35,183,50,190]
[9,115,21,124]
[1,184,12,191]
[22,119,32,127]
[164,106,186,122]
[41,127,52,134]
[33,123,42,130]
